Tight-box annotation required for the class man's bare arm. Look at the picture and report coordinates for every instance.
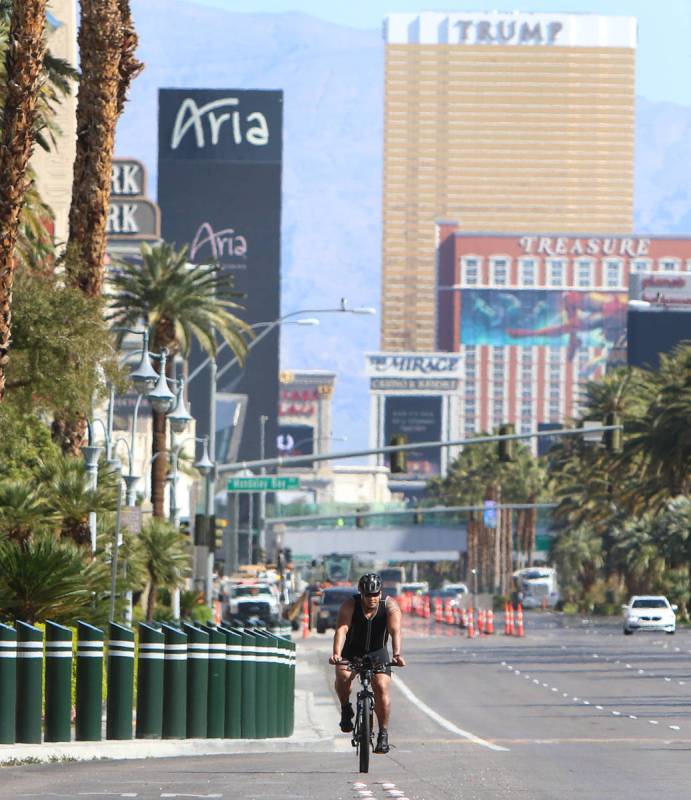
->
[330,598,355,664]
[386,597,406,666]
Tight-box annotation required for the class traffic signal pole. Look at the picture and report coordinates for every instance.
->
[217,424,621,476]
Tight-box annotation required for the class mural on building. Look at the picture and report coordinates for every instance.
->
[460,290,628,358]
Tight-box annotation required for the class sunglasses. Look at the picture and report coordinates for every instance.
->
[364,592,381,598]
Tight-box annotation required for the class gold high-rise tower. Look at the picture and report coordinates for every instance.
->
[381,12,637,351]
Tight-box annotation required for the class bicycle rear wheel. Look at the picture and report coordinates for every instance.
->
[358,699,371,773]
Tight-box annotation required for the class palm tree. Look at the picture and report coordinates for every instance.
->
[550,526,604,604]
[108,241,252,516]
[0,480,53,544]
[37,455,118,546]
[136,518,190,621]
[0,0,48,401]
[0,533,108,624]
[65,0,142,297]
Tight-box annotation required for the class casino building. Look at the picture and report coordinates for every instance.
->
[436,225,691,444]
[381,11,637,353]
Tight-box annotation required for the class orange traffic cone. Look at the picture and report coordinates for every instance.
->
[302,595,310,639]
[541,596,548,611]
[445,599,454,625]
[424,595,431,619]
[435,597,443,623]
[514,603,524,637]
[486,608,494,635]
[467,607,475,638]
[505,603,514,636]
[478,608,486,635]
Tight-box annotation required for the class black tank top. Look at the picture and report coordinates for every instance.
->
[343,594,389,656]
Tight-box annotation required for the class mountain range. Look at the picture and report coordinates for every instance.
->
[116,0,691,452]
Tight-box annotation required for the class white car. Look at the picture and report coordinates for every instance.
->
[622,595,677,635]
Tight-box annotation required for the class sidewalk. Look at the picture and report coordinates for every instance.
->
[0,639,339,765]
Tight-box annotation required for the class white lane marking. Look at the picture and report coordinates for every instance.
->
[392,673,509,752]
[573,697,579,702]
[664,677,671,682]
[551,687,558,692]
[679,681,686,686]
[562,693,568,697]
[542,683,549,688]
[596,705,604,710]
[583,700,590,705]
[160,796,223,799]
[670,725,681,731]
[630,715,638,719]
[533,679,540,684]
[638,669,645,674]
[650,720,659,725]
[626,664,632,669]
[515,670,521,675]
[612,711,621,716]
[353,784,368,789]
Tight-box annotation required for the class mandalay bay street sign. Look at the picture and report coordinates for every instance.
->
[227,476,300,492]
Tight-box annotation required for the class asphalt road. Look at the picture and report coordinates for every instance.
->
[4,612,691,800]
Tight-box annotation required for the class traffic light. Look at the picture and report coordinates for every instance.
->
[604,412,623,453]
[284,547,293,564]
[179,518,191,537]
[498,423,515,463]
[355,507,366,528]
[389,434,408,474]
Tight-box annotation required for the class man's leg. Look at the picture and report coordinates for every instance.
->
[372,673,391,730]
[335,665,355,732]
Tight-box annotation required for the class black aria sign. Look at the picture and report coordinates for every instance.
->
[158,89,283,465]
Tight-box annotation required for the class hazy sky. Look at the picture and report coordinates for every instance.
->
[190,0,691,107]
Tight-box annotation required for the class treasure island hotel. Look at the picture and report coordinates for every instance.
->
[372,11,649,466]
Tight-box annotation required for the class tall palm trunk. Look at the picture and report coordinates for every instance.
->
[58,0,142,453]
[0,0,48,401]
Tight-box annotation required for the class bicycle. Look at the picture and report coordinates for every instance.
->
[342,656,396,773]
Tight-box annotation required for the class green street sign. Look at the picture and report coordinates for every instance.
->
[226,476,301,492]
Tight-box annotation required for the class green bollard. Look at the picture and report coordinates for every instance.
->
[201,625,226,738]
[276,635,290,737]
[240,629,257,738]
[259,631,279,738]
[136,623,164,739]
[44,621,73,742]
[287,641,296,736]
[0,622,17,744]
[162,623,187,739]
[107,622,135,740]
[76,621,104,741]
[223,627,242,738]
[183,623,208,738]
[16,621,43,744]
[253,630,270,739]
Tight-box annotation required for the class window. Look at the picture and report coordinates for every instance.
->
[490,256,510,286]
[631,258,651,274]
[575,259,594,288]
[461,256,480,285]
[604,258,623,287]
[659,257,680,272]
[547,258,567,287]
[519,257,537,287]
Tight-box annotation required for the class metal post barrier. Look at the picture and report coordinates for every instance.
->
[0,622,16,744]
[264,631,280,738]
[240,628,257,738]
[201,625,226,738]
[223,627,242,738]
[106,622,135,740]
[183,623,208,738]
[16,621,43,744]
[287,640,296,736]
[275,635,289,738]
[76,621,104,741]
[253,630,270,739]
[136,623,164,739]
[44,621,73,742]
[162,623,187,739]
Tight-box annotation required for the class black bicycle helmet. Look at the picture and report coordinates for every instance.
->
[358,573,382,595]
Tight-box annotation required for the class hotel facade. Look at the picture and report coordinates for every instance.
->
[381,11,637,352]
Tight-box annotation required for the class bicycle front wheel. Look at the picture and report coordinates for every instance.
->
[358,699,371,773]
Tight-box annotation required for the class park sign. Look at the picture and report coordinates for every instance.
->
[227,476,300,492]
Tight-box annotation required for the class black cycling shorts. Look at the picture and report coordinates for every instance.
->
[340,645,391,676]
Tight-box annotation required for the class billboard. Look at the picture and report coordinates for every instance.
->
[277,424,314,467]
[158,89,283,465]
[384,396,442,477]
[627,310,691,370]
[460,289,627,358]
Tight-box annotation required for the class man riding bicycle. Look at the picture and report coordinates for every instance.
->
[329,573,406,754]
